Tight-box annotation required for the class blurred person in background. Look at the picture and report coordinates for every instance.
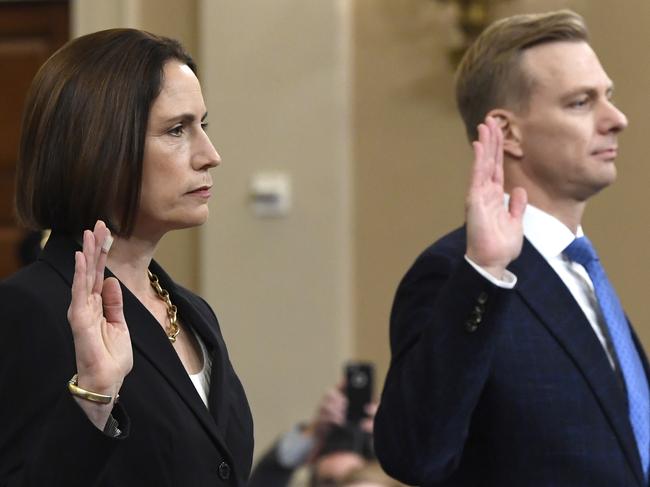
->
[337,462,407,487]
[249,383,377,487]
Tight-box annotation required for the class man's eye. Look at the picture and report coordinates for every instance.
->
[569,98,589,108]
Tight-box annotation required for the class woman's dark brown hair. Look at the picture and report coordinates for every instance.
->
[15,28,196,237]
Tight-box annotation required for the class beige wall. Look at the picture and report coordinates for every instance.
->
[353,0,468,386]
[198,0,354,456]
[73,0,650,461]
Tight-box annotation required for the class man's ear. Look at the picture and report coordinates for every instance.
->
[486,109,523,159]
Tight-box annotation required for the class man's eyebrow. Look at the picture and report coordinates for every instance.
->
[561,83,614,99]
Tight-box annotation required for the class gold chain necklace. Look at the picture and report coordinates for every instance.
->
[148,270,180,343]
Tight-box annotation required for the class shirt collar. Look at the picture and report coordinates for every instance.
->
[504,194,583,259]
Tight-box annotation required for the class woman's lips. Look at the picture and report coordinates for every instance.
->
[187,186,212,198]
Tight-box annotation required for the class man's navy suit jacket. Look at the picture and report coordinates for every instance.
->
[374,227,649,486]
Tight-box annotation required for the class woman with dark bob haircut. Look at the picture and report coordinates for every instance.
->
[0,29,253,486]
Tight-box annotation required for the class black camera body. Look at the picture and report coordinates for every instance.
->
[344,361,374,424]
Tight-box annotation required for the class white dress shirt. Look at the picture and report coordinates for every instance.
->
[522,203,615,368]
[189,331,213,407]
[466,201,615,368]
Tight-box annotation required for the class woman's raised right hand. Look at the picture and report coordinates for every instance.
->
[66,220,133,429]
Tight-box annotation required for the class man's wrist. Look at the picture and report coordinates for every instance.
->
[464,255,517,289]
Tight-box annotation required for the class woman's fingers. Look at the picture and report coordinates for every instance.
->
[69,250,88,322]
[70,221,113,327]
[102,277,125,326]
[77,220,111,296]
[83,229,96,294]
[92,222,111,295]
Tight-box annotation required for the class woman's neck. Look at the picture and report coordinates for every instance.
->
[106,234,159,297]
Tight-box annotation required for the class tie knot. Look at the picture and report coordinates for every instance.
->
[564,236,599,267]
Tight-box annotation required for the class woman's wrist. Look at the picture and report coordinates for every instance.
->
[71,395,115,431]
[69,373,122,431]
[68,373,118,404]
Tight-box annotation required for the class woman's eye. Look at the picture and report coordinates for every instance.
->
[201,122,209,131]
[168,125,184,137]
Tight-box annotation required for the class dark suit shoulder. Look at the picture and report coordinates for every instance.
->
[396,226,467,293]
[1,259,60,291]
[0,261,70,333]
[416,226,467,264]
[174,284,218,323]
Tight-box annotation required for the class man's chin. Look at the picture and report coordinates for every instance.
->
[582,176,616,200]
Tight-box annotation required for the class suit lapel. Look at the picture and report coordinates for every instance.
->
[510,239,644,485]
[119,282,230,451]
[40,234,232,458]
[149,261,232,434]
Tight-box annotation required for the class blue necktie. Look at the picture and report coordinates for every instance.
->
[565,236,650,479]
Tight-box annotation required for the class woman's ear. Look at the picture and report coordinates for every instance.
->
[486,109,523,159]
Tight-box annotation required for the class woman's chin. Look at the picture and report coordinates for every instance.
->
[175,210,210,229]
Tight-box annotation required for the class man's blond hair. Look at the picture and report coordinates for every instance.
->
[455,10,588,141]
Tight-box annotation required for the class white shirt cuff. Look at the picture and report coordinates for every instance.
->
[464,255,517,289]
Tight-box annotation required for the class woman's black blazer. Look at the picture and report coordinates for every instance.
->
[0,233,254,486]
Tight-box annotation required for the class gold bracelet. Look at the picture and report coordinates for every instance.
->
[68,374,117,404]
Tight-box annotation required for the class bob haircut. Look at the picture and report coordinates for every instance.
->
[455,10,587,142]
[15,28,196,237]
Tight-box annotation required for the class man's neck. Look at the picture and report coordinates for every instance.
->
[507,185,586,235]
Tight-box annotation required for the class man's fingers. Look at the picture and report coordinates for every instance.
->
[493,119,505,185]
[469,140,486,191]
[484,118,497,169]
[509,187,528,220]
[470,121,500,191]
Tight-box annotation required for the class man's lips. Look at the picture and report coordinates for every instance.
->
[591,147,618,159]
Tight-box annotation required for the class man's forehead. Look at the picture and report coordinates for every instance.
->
[520,40,611,92]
